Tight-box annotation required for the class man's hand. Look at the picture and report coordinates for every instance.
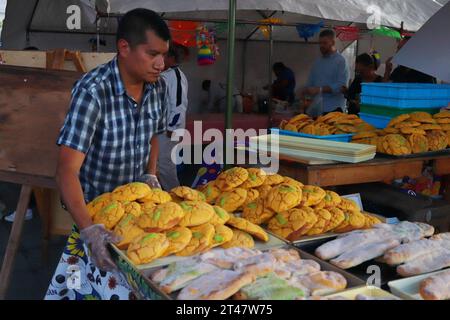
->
[79,224,121,272]
[140,174,162,189]
[385,57,393,73]
[304,87,322,96]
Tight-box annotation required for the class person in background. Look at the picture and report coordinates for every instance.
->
[344,53,383,115]
[384,36,436,83]
[157,44,188,190]
[301,29,349,114]
[201,80,243,113]
[264,62,296,104]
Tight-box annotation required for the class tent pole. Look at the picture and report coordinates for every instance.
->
[26,0,40,46]
[268,25,274,122]
[96,18,100,53]
[224,0,236,169]
[241,41,247,93]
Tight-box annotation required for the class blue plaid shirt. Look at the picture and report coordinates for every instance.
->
[57,57,167,202]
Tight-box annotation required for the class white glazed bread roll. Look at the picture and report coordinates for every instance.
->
[177,270,256,300]
[200,247,262,269]
[397,249,450,277]
[288,271,347,296]
[419,269,450,300]
[330,239,400,269]
[431,233,450,241]
[383,239,443,266]
[315,228,392,260]
[274,259,321,279]
[233,253,277,277]
[152,259,219,293]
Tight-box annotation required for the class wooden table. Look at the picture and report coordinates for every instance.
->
[0,65,79,298]
[279,154,450,194]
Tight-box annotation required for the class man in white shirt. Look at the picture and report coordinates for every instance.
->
[158,44,188,190]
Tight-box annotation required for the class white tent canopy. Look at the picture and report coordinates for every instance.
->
[2,0,448,50]
[105,0,448,32]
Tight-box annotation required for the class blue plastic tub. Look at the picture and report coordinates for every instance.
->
[361,83,450,100]
[271,128,354,142]
[360,95,449,109]
[359,113,391,129]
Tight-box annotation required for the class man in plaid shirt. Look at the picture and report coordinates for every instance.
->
[55,9,169,277]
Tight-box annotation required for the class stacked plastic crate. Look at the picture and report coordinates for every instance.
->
[359,83,450,128]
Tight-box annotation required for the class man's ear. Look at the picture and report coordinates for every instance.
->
[117,39,131,58]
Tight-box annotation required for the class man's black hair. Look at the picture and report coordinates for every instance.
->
[319,29,336,39]
[356,53,379,69]
[202,80,211,91]
[116,8,171,47]
[273,62,286,71]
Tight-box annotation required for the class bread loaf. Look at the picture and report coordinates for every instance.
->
[419,269,450,300]
[397,249,450,277]
[330,239,400,269]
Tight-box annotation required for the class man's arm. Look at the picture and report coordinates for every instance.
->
[147,135,159,175]
[384,57,394,82]
[56,146,92,229]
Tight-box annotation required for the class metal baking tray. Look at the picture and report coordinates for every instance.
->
[325,285,402,300]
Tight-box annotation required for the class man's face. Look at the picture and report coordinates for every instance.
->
[118,30,169,83]
[274,68,281,78]
[319,36,335,55]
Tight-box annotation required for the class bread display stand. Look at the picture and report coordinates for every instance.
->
[0,65,81,298]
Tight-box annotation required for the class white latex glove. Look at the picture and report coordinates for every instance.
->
[79,224,122,272]
[139,174,162,189]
